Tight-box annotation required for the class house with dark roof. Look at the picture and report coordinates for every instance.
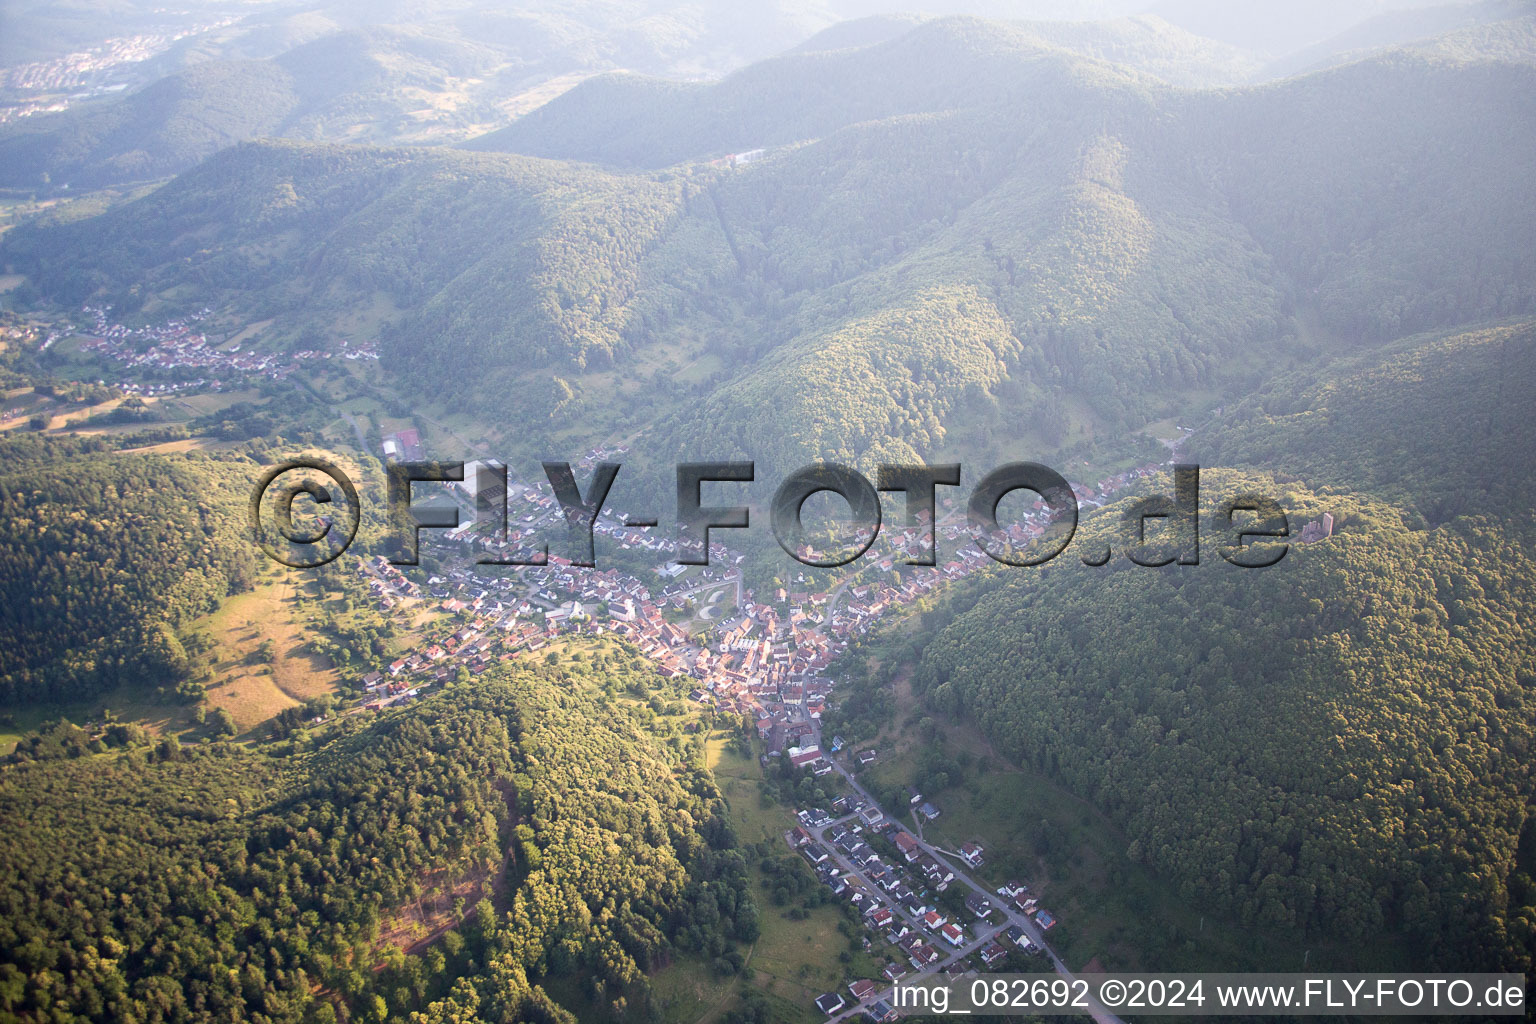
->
[815,992,845,1015]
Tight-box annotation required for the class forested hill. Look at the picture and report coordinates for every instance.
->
[463,17,1154,168]
[1261,0,1536,79]
[1,142,687,373]
[5,25,1532,482]
[0,653,757,1022]
[907,322,1536,973]
[0,60,300,191]
[1194,320,1536,523]
[0,26,520,191]
[0,434,257,705]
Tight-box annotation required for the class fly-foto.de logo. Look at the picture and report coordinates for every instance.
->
[251,460,1293,571]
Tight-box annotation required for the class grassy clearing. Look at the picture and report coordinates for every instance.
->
[113,437,209,454]
[1141,416,1187,443]
[158,388,265,419]
[708,738,787,845]
[192,576,341,733]
[220,319,273,349]
[691,735,882,1023]
[0,684,187,755]
[647,955,739,1024]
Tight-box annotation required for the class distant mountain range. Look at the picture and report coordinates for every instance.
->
[4,0,1531,191]
[7,16,1531,479]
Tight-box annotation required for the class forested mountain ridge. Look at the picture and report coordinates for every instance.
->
[908,322,1536,972]
[6,24,1532,482]
[1261,0,1536,78]
[0,654,756,1022]
[0,60,300,191]
[1180,54,1536,342]
[1,141,690,373]
[464,17,1156,168]
[1194,320,1536,522]
[0,434,258,705]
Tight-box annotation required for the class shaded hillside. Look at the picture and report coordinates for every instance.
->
[464,17,1154,167]
[1195,320,1536,523]
[908,322,1536,972]
[1188,55,1536,340]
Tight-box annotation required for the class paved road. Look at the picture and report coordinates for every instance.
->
[811,742,1127,1024]
[808,809,1008,1022]
[338,407,370,454]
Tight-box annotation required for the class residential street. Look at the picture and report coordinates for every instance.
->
[811,727,1126,1024]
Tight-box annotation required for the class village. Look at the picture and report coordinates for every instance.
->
[62,304,378,396]
[1,18,243,125]
[23,300,1160,1019]
[340,437,1163,1021]
[349,551,1075,1022]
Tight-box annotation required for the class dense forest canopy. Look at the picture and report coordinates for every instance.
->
[0,653,755,1023]
[909,323,1536,972]
[0,434,258,704]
